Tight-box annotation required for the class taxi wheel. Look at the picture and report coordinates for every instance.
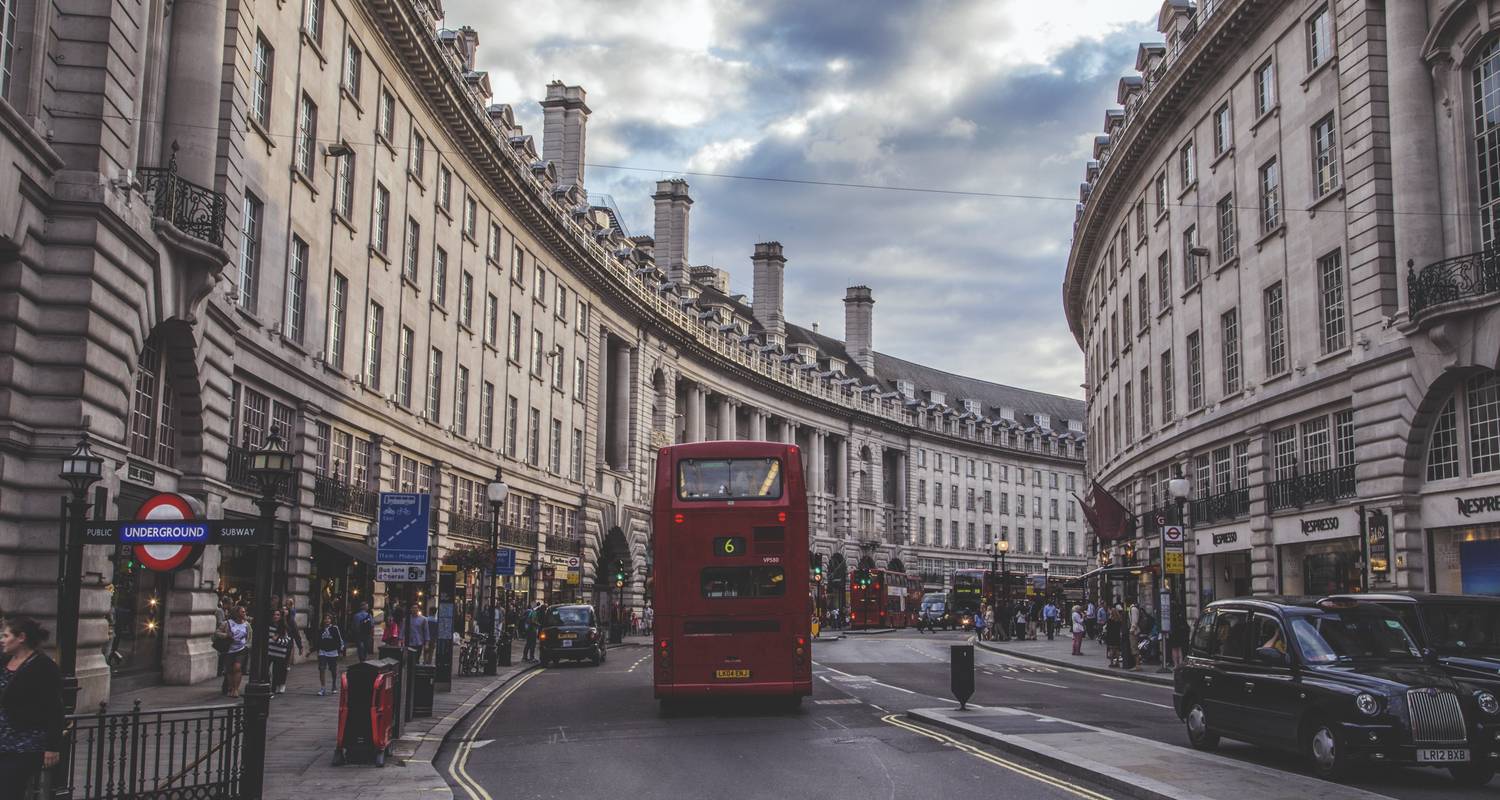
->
[1449,764,1496,787]
[1184,699,1218,751]
[1305,720,1348,781]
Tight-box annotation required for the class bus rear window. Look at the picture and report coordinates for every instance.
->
[701,567,786,598]
[678,458,783,500]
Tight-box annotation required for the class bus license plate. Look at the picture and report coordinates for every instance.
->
[1417,748,1468,763]
[715,669,750,679]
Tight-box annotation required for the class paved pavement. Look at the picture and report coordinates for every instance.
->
[972,632,1174,685]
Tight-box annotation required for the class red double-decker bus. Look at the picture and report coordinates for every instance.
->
[848,568,922,629]
[652,442,812,707]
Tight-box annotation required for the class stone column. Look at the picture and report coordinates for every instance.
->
[160,0,228,185]
[611,343,633,466]
[810,432,826,496]
[1244,426,1276,598]
[717,397,736,440]
[782,420,797,445]
[894,450,907,509]
[683,383,700,443]
[835,437,849,498]
[692,385,708,442]
[1385,0,1445,299]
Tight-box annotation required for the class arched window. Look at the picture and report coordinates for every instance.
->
[1474,41,1500,247]
[129,339,178,466]
[1425,371,1500,480]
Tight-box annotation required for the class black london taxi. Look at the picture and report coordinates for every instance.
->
[1174,596,1500,786]
[537,604,607,667]
[1336,593,1500,692]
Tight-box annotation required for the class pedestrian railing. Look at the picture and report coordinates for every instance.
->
[29,700,245,800]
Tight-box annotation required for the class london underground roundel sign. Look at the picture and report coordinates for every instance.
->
[133,493,204,572]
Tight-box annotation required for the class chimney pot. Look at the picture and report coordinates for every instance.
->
[752,241,787,343]
[539,82,591,196]
[653,180,693,285]
[843,286,875,375]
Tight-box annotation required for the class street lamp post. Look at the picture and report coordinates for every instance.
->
[484,467,509,675]
[1167,473,1192,672]
[54,436,104,800]
[991,539,1009,641]
[243,430,295,800]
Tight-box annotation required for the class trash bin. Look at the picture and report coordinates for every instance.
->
[334,657,398,767]
[497,634,513,667]
[412,663,435,717]
[377,645,405,736]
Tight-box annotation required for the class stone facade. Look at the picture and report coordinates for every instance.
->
[1064,0,1500,616]
[0,0,1083,704]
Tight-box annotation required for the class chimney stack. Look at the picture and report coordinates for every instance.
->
[752,242,787,344]
[540,82,590,196]
[844,286,875,375]
[653,179,692,285]
[457,26,480,71]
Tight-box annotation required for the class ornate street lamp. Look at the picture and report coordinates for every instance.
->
[991,539,1009,640]
[484,467,508,675]
[1164,470,1192,672]
[243,430,295,800]
[53,435,104,799]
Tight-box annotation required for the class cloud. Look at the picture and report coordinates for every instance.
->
[444,0,1164,399]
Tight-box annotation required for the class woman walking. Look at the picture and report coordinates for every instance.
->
[221,605,251,698]
[0,617,64,800]
[267,610,292,695]
[1104,607,1123,668]
[315,612,345,697]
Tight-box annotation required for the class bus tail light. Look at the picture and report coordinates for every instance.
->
[794,635,808,670]
[657,638,672,672]
[674,513,684,524]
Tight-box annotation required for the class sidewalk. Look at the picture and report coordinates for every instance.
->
[909,705,1396,800]
[111,648,537,800]
[975,634,1174,686]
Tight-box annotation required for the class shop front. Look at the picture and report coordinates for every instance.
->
[1273,506,1362,595]
[1420,488,1500,595]
[311,530,377,631]
[1192,525,1251,607]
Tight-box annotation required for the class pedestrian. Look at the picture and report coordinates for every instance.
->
[0,616,63,800]
[423,606,438,665]
[1042,600,1059,641]
[214,595,231,677]
[982,606,995,641]
[522,602,541,662]
[1105,607,1123,667]
[1070,605,1086,656]
[220,605,251,698]
[1095,602,1108,642]
[643,603,654,636]
[1026,600,1039,640]
[1168,603,1189,668]
[352,602,374,662]
[972,607,986,640]
[1013,605,1027,640]
[315,612,344,697]
[1084,601,1098,640]
[1126,601,1143,671]
[382,603,404,651]
[266,609,291,695]
[282,598,304,662]
[406,605,429,665]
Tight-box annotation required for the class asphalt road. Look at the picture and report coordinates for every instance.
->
[438,632,1495,800]
[439,641,1119,800]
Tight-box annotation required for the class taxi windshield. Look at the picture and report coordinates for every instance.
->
[1290,610,1422,664]
[545,607,592,627]
[678,458,783,500]
[1419,604,1500,656]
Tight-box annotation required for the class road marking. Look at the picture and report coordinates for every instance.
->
[870,681,915,694]
[881,715,1115,800]
[448,668,544,800]
[814,698,861,705]
[1016,678,1068,689]
[626,654,651,673]
[1100,693,1173,710]
[815,663,856,677]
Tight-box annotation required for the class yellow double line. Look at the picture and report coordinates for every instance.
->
[881,714,1115,800]
[448,668,545,800]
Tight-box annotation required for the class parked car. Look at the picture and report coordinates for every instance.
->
[538,604,606,667]
[1174,596,1499,786]
[1336,593,1500,692]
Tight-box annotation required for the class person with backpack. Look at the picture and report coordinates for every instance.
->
[522,602,543,662]
[352,602,374,662]
[315,612,345,697]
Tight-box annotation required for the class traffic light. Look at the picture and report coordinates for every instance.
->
[813,564,823,582]
[613,560,625,589]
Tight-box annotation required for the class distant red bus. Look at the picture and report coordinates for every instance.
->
[652,442,812,706]
[849,569,923,629]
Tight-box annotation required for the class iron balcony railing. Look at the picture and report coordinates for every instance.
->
[1268,465,1356,512]
[313,474,379,517]
[28,700,244,800]
[1189,488,1250,525]
[1407,249,1500,320]
[227,443,297,504]
[138,157,229,247]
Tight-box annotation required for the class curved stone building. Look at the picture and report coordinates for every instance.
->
[1065,0,1500,615]
[0,0,1083,700]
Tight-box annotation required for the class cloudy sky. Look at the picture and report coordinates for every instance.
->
[444,0,1164,400]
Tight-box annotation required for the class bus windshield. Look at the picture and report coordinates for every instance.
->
[678,458,783,500]
[701,566,786,598]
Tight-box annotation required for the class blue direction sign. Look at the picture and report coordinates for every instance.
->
[377,493,431,565]
[494,547,516,575]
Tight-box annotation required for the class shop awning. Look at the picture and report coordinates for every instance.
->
[313,532,377,564]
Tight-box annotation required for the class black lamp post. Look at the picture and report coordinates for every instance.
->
[243,430,295,800]
[483,467,508,675]
[1166,471,1192,672]
[54,435,104,799]
[991,539,1008,641]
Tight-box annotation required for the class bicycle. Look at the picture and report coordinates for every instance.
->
[458,633,490,676]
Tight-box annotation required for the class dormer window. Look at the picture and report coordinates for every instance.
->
[962,399,981,416]
[929,390,947,406]
[896,380,915,399]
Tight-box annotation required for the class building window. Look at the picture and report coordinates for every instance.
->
[1221,308,1241,395]
[378,88,395,141]
[1137,275,1148,331]
[1186,331,1203,410]
[511,244,526,283]
[1124,380,1134,443]
[1254,59,1276,116]
[1182,225,1199,287]
[1216,194,1236,261]
[129,340,178,466]
[1259,157,1281,232]
[571,428,584,481]
[328,272,348,370]
[365,302,383,390]
[1121,294,1131,341]
[451,364,469,436]
[552,346,565,389]
[334,152,355,218]
[294,94,318,176]
[506,395,519,458]
[425,247,446,308]
[238,193,262,313]
[285,236,308,343]
[574,357,586,400]
[480,381,495,448]
[1427,396,1460,481]
[439,166,453,213]
[1264,282,1287,375]
[373,183,390,254]
[1161,350,1175,421]
[508,312,522,362]
[397,326,414,407]
[1272,426,1298,481]
[460,271,474,328]
[403,218,421,282]
[1312,114,1340,196]
[411,132,426,180]
[1179,140,1195,187]
[1213,102,1232,154]
[304,0,324,43]
[487,222,502,263]
[0,0,17,99]
[1475,42,1500,247]
[1154,172,1168,216]
[1140,366,1152,431]
[252,34,273,127]
[427,347,443,423]
[484,294,498,346]
[1302,417,1331,472]
[528,407,541,467]
[550,419,562,474]
[530,329,545,376]
[1157,251,1170,310]
[1469,374,1500,475]
[1307,5,1332,70]
[343,39,362,96]
[1318,249,1348,353]
[463,195,478,239]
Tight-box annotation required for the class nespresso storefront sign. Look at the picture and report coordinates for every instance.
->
[1456,493,1500,517]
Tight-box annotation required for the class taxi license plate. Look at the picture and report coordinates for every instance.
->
[561,640,573,648]
[715,669,750,679]
[1416,748,1468,763]
[559,632,577,639]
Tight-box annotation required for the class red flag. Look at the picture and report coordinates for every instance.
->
[1074,481,1135,542]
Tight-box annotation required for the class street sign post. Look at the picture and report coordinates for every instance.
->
[494,547,516,575]
[376,564,428,582]
[377,493,431,565]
